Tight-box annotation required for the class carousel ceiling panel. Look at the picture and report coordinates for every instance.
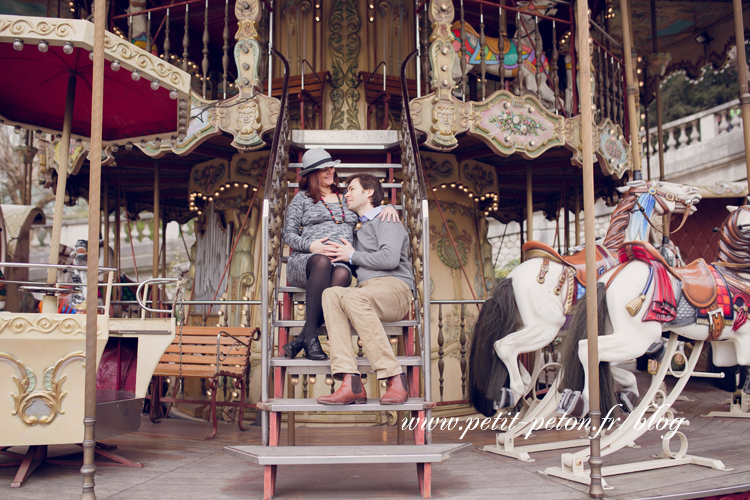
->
[0,16,191,143]
[613,0,744,78]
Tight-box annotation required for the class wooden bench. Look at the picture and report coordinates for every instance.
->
[150,326,260,439]
[359,72,418,129]
[271,71,329,130]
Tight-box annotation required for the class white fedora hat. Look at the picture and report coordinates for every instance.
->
[299,147,340,176]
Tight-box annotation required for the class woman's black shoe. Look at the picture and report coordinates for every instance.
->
[303,337,328,361]
[282,336,304,359]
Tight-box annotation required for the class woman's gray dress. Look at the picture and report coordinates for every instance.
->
[283,191,358,288]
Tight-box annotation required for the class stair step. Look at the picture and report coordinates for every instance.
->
[291,130,399,150]
[289,163,398,170]
[275,319,416,328]
[270,355,422,374]
[225,443,471,465]
[257,397,434,412]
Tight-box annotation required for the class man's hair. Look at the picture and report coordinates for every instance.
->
[348,173,384,207]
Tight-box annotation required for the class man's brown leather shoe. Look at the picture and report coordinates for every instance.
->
[317,374,367,405]
[381,373,409,405]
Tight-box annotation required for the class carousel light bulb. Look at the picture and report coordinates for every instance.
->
[171,136,177,145]
[131,70,141,81]
[325,375,334,385]
[169,90,178,100]
[13,125,21,134]
[243,184,249,188]
[75,138,82,146]
[290,375,300,386]
[13,39,23,51]
[111,144,119,153]
[63,42,74,54]
[89,51,94,60]
[197,211,202,215]
[125,142,133,150]
[308,376,317,384]
[111,60,121,71]
[140,140,147,147]
[38,40,49,53]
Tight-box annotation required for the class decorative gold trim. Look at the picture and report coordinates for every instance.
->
[0,351,85,425]
[0,315,85,336]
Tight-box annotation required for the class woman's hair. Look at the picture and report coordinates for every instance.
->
[298,168,341,203]
[347,173,384,207]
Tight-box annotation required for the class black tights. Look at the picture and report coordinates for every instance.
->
[302,254,351,341]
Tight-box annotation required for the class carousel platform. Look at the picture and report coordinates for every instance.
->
[1,368,749,500]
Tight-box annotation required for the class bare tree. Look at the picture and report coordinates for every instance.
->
[0,126,55,209]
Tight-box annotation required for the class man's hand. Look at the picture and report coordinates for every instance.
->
[309,237,330,254]
[377,205,401,223]
[326,238,355,263]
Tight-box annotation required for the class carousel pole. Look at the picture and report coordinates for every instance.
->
[526,164,533,241]
[152,161,161,313]
[733,0,750,182]
[650,0,665,180]
[81,0,107,497]
[620,0,642,180]
[575,0,604,497]
[42,74,77,314]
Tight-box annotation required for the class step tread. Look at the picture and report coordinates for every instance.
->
[270,356,423,374]
[258,397,434,412]
[275,319,417,328]
[224,443,471,465]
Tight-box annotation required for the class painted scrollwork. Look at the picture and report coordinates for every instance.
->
[234,0,262,90]
[0,316,84,336]
[103,34,188,89]
[0,351,84,425]
[0,17,75,38]
[329,0,361,130]
[428,0,456,95]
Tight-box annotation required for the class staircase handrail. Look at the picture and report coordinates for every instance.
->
[400,49,432,440]
[260,46,290,446]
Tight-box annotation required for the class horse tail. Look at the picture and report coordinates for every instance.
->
[559,283,618,414]
[469,278,519,417]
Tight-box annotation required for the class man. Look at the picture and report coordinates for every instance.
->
[317,174,414,405]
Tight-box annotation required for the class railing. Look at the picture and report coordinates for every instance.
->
[591,39,625,127]
[641,98,743,155]
[400,48,432,439]
[432,299,484,405]
[260,47,290,446]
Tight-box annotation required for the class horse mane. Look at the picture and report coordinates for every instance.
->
[601,191,636,251]
[716,206,750,265]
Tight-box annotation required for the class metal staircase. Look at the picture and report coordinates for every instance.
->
[225,50,469,500]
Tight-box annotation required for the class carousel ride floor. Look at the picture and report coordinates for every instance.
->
[1,365,749,500]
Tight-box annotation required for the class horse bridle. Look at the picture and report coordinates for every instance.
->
[630,185,695,236]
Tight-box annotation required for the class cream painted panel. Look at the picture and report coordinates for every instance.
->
[0,313,108,447]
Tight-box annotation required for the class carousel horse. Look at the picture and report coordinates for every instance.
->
[558,202,750,418]
[450,0,563,108]
[468,179,701,417]
[58,240,114,314]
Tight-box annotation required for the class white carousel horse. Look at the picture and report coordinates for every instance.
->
[558,202,750,418]
[451,0,564,108]
[468,179,701,417]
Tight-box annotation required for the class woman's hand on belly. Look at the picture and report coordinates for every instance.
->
[309,237,331,254]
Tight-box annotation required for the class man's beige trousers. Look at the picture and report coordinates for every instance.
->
[322,277,412,380]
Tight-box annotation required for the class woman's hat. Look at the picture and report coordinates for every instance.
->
[299,147,340,176]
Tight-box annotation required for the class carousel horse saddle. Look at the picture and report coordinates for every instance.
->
[522,241,615,288]
[619,242,717,309]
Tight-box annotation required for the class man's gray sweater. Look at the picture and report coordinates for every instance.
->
[350,217,414,289]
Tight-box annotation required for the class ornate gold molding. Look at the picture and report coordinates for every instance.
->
[0,315,85,336]
[593,118,630,179]
[0,17,76,38]
[0,351,84,426]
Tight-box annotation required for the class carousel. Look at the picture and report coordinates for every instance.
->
[0,0,749,499]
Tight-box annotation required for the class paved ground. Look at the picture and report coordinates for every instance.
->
[2,374,750,500]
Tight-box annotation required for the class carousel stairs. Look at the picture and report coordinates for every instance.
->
[225,131,468,500]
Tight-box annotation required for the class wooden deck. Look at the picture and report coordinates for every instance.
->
[1,370,749,500]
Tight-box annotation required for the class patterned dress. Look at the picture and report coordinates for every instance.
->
[283,190,357,288]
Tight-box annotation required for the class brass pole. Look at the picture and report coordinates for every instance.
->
[152,162,161,315]
[43,74,77,314]
[526,164,533,242]
[103,176,109,267]
[576,0,604,496]
[575,187,581,246]
[650,0,665,180]
[620,0,642,179]
[733,0,750,182]
[81,0,106,496]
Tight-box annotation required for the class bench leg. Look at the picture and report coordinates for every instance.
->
[207,376,219,439]
[149,376,163,423]
[11,445,47,488]
[237,377,248,432]
[264,464,277,500]
[417,463,431,499]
